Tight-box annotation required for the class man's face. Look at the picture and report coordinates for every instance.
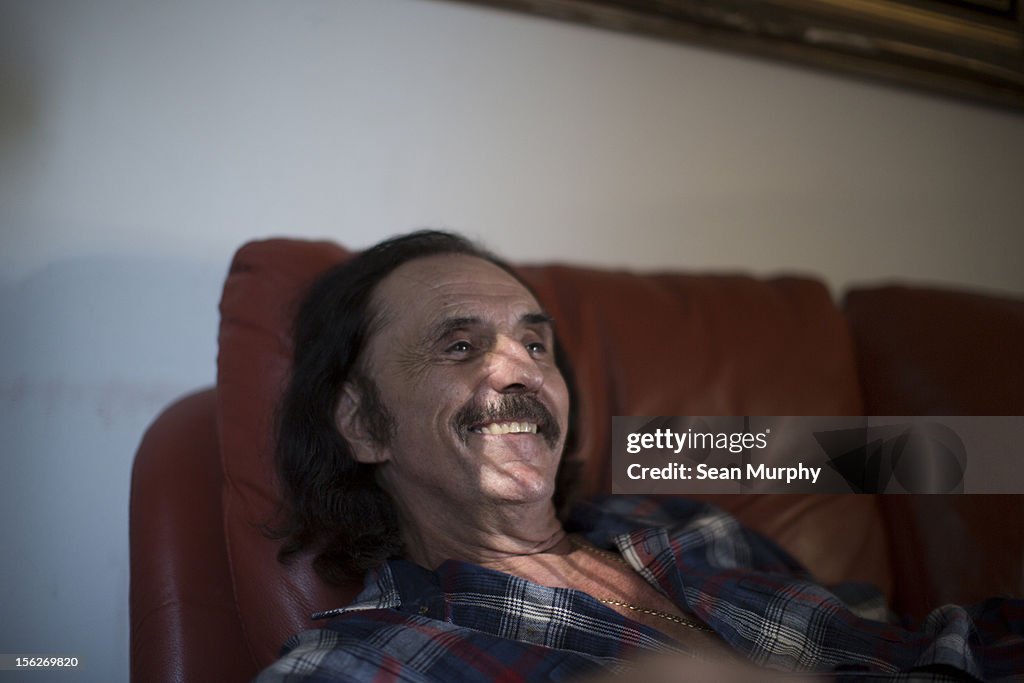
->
[342,254,570,511]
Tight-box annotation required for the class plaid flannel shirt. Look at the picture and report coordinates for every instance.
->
[255,496,1024,682]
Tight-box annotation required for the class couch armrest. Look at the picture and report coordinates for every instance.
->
[130,388,255,683]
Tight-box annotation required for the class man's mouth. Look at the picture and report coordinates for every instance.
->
[454,394,561,448]
[470,421,540,436]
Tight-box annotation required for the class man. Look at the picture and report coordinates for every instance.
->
[259,230,1022,682]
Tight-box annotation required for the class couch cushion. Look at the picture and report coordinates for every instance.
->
[844,285,1024,415]
[845,285,1024,614]
[218,239,888,668]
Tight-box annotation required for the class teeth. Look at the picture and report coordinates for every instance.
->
[477,421,538,435]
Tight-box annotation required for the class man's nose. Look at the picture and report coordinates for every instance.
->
[486,337,544,394]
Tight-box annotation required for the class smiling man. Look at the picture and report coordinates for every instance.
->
[334,251,570,569]
[258,231,1024,683]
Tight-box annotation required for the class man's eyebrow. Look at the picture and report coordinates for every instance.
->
[521,312,555,328]
[424,316,483,343]
[423,313,554,344]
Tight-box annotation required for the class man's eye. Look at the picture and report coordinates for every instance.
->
[446,341,473,353]
[525,342,547,355]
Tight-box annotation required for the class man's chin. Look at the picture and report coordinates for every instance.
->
[479,467,557,506]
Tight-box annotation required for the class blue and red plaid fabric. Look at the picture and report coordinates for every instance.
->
[255,496,1024,682]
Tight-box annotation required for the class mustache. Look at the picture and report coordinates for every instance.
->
[453,394,562,449]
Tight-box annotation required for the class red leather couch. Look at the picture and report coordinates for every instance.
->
[129,238,1024,682]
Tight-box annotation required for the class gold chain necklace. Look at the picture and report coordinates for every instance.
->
[568,535,713,633]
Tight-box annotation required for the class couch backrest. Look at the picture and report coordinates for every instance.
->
[844,285,1024,612]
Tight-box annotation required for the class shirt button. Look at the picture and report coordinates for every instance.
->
[418,605,429,615]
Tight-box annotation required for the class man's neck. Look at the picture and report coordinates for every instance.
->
[394,497,569,570]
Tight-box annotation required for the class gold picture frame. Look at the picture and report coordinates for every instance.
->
[451,0,1024,112]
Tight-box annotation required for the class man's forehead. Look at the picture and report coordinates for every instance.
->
[368,254,545,336]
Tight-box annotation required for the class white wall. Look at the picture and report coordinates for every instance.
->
[1,0,1023,679]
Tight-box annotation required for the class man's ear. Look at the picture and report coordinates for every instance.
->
[335,383,391,464]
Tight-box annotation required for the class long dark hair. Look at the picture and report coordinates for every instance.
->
[273,230,578,584]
